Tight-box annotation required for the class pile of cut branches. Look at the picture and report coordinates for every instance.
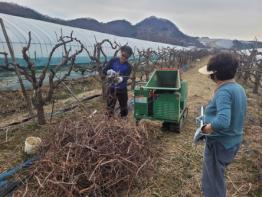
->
[15,115,158,196]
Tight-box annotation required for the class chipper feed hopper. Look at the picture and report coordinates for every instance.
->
[134,69,188,132]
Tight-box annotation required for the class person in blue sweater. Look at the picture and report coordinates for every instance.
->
[198,53,247,197]
[103,46,133,117]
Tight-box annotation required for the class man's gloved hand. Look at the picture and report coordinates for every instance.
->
[107,69,116,77]
[117,76,123,84]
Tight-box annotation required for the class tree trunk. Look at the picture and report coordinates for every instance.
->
[146,73,149,81]
[36,104,46,125]
[34,89,46,125]
[131,69,136,90]
[101,79,108,100]
[244,70,250,83]
[253,64,261,94]
[17,74,34,118]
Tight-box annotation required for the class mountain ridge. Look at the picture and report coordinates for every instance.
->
[0,2,261,49]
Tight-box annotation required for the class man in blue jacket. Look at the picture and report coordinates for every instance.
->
[103,46,133,117]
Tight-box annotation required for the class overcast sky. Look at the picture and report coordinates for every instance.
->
[4,0,262,40]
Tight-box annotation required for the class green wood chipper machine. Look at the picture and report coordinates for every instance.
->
[134,69,188,132]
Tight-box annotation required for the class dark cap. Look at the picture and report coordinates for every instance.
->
[120,45,133,58]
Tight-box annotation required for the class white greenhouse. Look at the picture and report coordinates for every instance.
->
[0,13,184,67]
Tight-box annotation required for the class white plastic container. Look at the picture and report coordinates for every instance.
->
[24,137,42,154]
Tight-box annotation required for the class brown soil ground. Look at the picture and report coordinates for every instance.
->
[134,57,262,197]
[0,57,261,196]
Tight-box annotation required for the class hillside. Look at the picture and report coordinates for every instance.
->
[0,2,202,47]
[0,2,261,49]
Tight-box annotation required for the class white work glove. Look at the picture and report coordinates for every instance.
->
[107,69,116,76]
[193,126,205,144]
[193,125,211,144]
[117,76,123,84]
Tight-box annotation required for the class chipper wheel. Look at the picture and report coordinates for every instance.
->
[168,120,183,133]
[161,122,170,131]
[166,107,189,133]
[135,119,141,126]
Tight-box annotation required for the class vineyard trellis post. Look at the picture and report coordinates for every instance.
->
[0,18,35,119]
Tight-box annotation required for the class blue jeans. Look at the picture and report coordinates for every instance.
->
[202,140,240,197]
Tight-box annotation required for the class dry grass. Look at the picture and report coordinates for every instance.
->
[0,76,99,119]
[133,57,262,197]
[0,95,103,172]
[0,56,261,196]
[0,76,100,128]
[14,113,161,197]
